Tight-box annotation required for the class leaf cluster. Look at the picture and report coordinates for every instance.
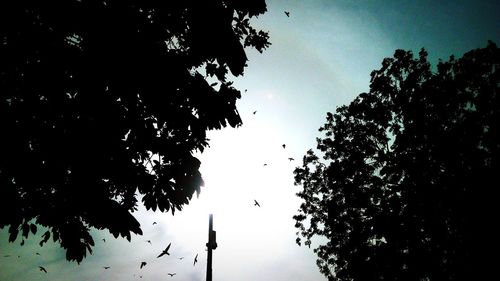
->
[0,0,269,262]
[294,42,499,280]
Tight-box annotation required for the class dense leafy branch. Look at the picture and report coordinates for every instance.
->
[294,42,499,280]
[0,0,270,262]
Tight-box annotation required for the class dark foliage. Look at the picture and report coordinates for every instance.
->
[294,42,499,280]
[0,0,269,262]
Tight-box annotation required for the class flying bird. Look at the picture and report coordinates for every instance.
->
[284,11,290,17]
[103,266,110,269]
[193,254,198,266]
[102,238,106,243]
[254,200,261,207]
[157,242,171,258]
[168,273,177,277]
[178,257,184,260]
[146,240,152,245]
[253,110,257,115]
[39,266,47,273]
[282,144,286,149]
[263,163,268,166]
[288,157,295,161]
[35,252,40,255]
[140,262,147,269]
[152,222,157,225]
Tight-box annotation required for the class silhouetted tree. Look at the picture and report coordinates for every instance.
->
[0,0,270,262]
[294,42,499,281]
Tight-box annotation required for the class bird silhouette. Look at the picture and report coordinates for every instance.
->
[254,200,261,207]
[282,144,286,149]
[102,238,106,243]
[157,242,171,258]
[193,254,198,266]
[168,273,176,277]
[178,257,184,260]
[35,252,40,255]
[140,262,147,269]
[253,110,257,115]
[152,222,157,225]
[284,11,290,17]
[263,163,268,166]
[103,266,110,269]
[39,266,47,273]
[288,157,295,161]
[146,240,152,245]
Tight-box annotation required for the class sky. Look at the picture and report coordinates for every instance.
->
[1,1,499,280]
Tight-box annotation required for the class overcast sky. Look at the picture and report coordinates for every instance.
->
[1,1,499,280]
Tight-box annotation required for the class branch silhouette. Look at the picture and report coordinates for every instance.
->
[0,1,270,262]
[294,42,499,280]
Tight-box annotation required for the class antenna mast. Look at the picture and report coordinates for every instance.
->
[206,214,217,281]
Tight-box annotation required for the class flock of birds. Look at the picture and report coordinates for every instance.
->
[103,237,200,278]
[261,143,295,167]
[3,254,50,275]
[253,100,296,208]
[2,226,201,279]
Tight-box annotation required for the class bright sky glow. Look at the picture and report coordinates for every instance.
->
[1,1,499,280]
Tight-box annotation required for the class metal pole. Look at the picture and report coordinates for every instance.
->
[206,214,217,281]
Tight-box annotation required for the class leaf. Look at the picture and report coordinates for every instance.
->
[8,226,19,243]
[22,223,29,238]
[40,231,51,247]
[30,224,37,235]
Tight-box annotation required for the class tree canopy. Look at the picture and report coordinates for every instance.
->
[294,42,499,280]
[0,0,269,262]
